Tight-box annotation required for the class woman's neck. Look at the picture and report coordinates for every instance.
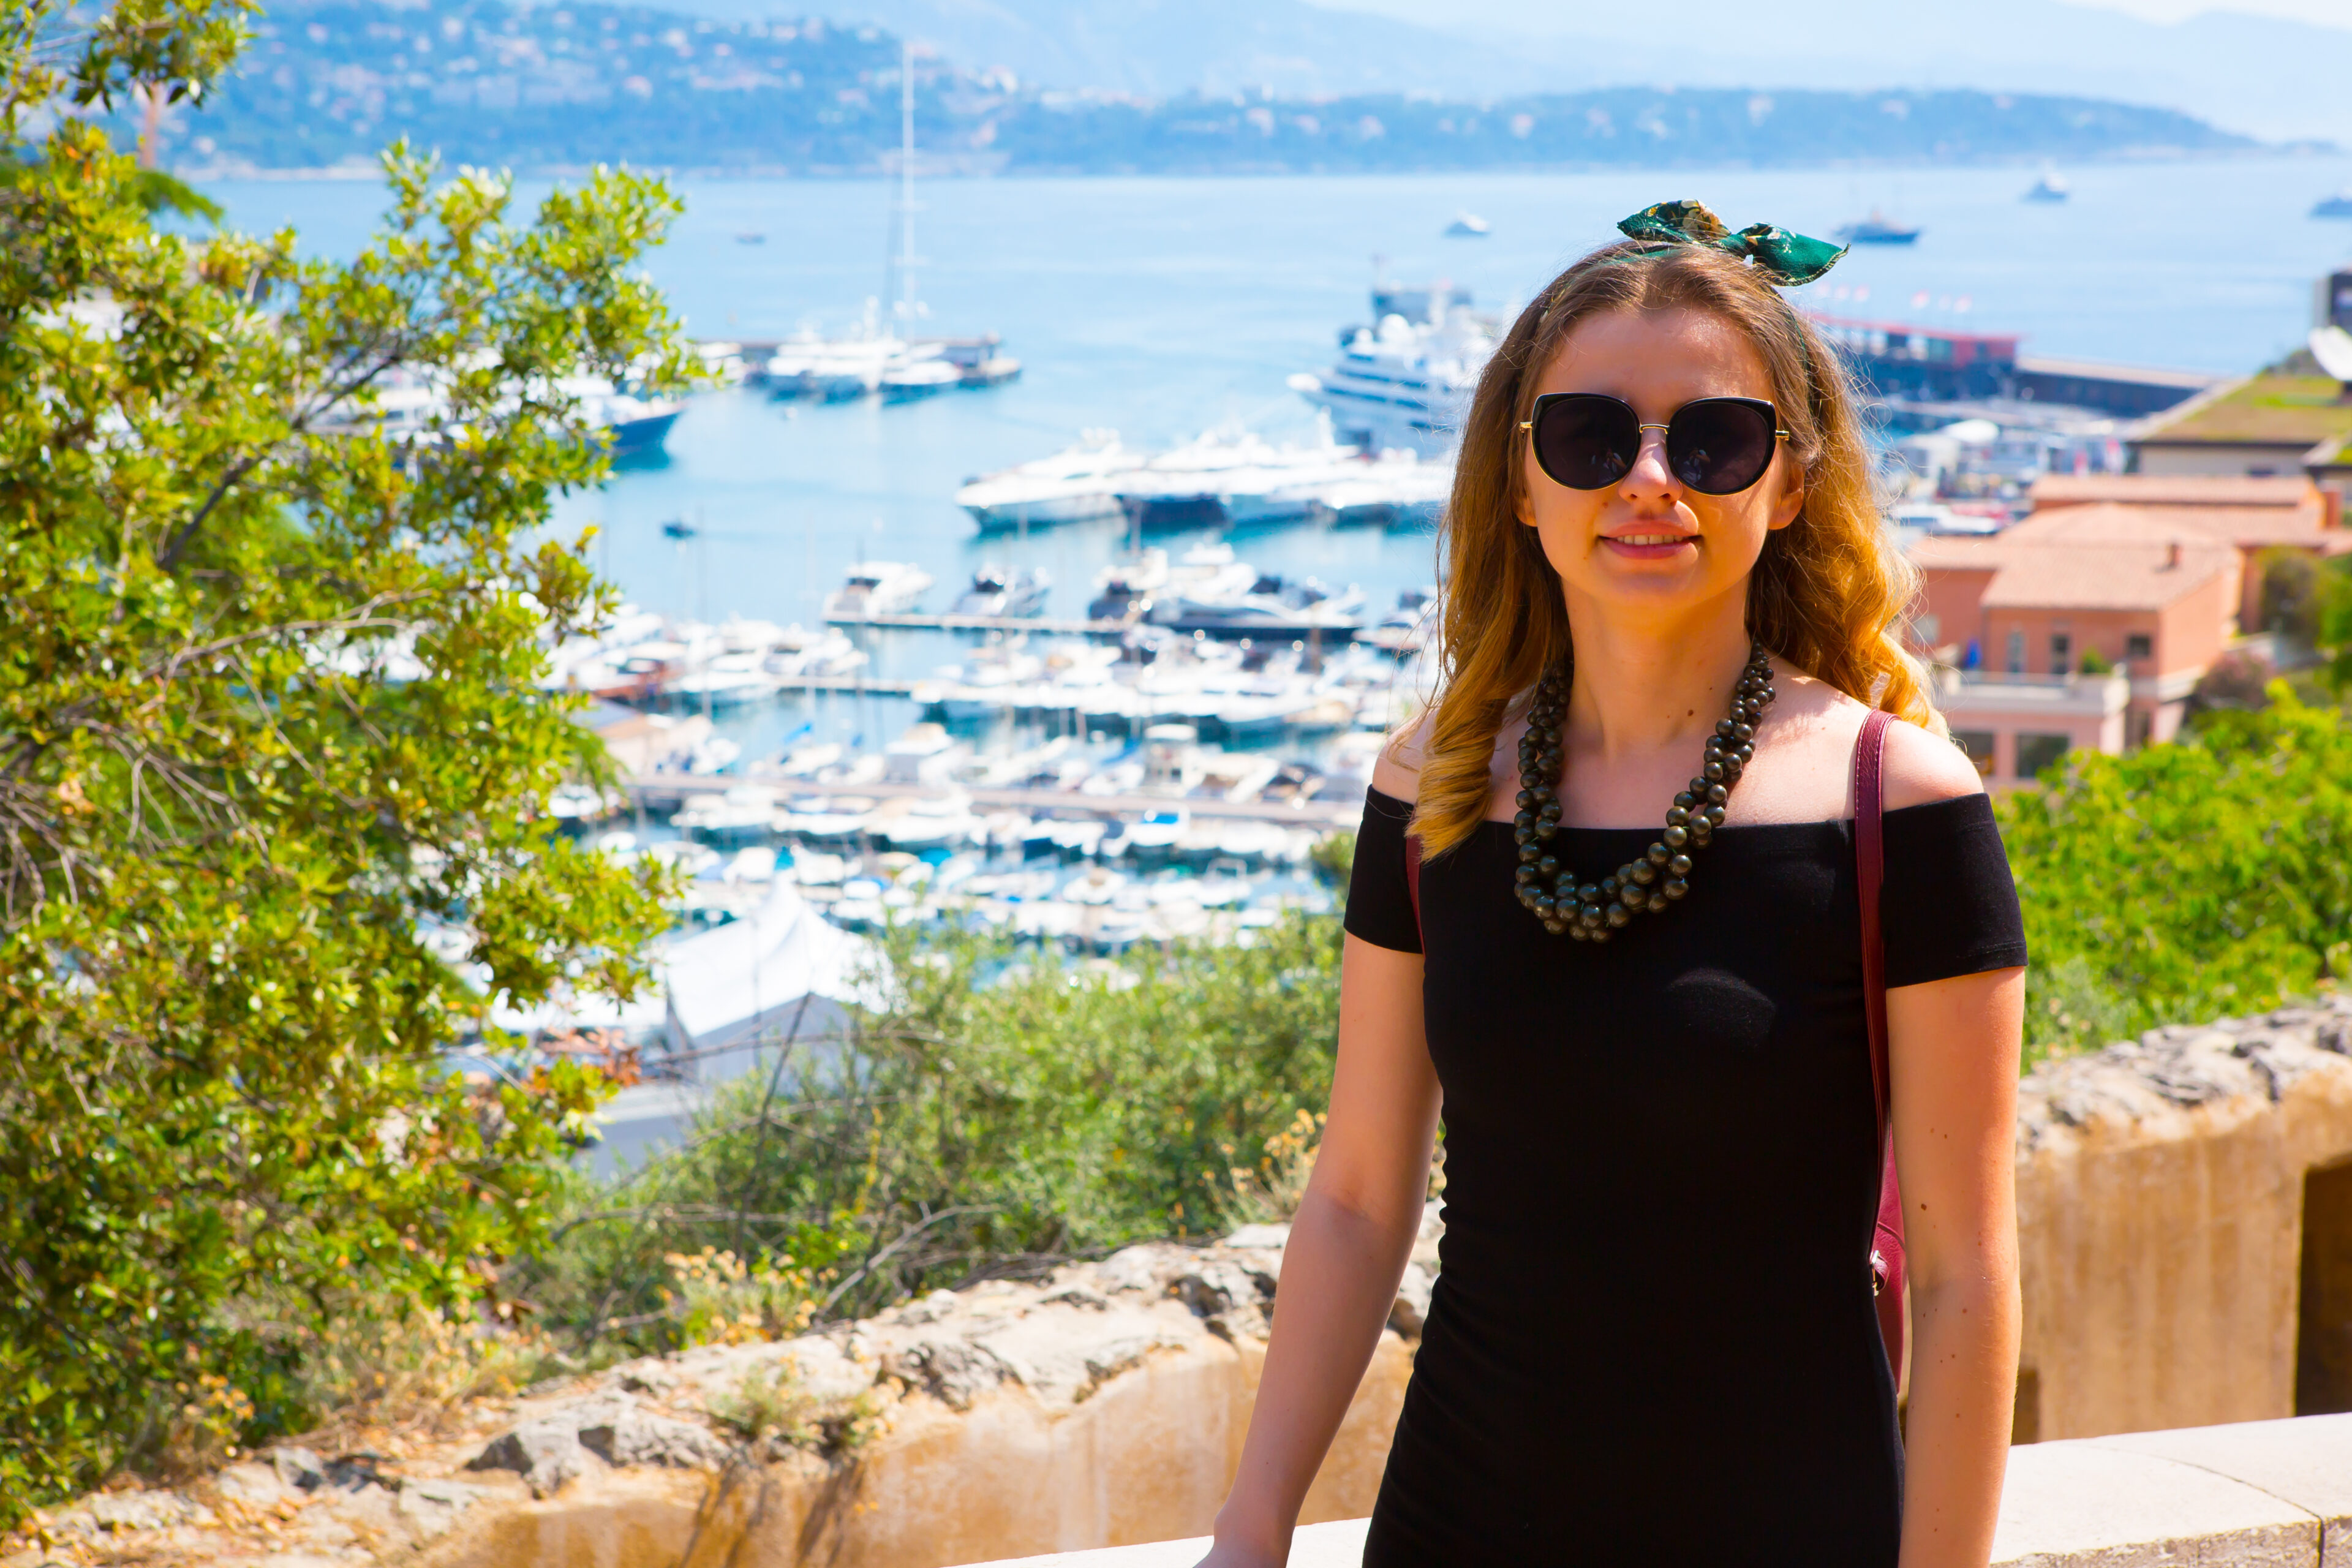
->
[1559,590,1754,762]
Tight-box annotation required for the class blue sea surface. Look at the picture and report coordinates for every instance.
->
[209,155,2352,761]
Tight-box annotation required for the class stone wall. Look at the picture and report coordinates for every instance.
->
[19,1005,2352,1568]
[2013,1000,2352,1441]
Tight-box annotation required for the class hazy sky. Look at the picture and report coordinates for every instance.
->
[2070,0,2348,21]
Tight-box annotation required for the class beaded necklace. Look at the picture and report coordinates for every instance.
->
[1512,646,1777,941]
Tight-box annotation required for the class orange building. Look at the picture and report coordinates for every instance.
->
[2026,473,2350,631]
[1910,504,2242,774]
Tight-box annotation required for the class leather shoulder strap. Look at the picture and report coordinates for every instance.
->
[1404,831,1424,948]
[1853,709,1894,1140]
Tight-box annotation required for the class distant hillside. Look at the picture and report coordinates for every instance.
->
[160,0,2266,177]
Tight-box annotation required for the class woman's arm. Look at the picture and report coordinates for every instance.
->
[1879,719,2024,1568]
[1198,928,1442,1567]
[1889,965,2024,1568]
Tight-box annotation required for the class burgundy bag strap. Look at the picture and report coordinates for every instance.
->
[1404,831,1424,947]
[1853,708,1907,1378]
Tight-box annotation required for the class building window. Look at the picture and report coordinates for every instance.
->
[1951,730,1997,777]
[1913,613,1942,646]
[2015,733,2071,779]
[2005,630,2025,674]
[2049,633,2071,676]
[2126,633,2153,663]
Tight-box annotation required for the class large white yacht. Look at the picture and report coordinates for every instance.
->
[956,431,1141,530]
[1289,283,1497,458]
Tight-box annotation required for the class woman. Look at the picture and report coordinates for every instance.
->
[1199,204,2026,1568]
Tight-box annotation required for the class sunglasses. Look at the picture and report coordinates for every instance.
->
[1519,394,1790,496]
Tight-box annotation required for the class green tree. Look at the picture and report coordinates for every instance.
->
[1,0,686,1518]
[2000,688,2352,1057]
[528,915,1345,1354]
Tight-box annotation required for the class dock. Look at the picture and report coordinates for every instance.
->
[624,772,1362,830]
[826,611,1133,635]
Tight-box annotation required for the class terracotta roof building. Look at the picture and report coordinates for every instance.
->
[1910,505,2243,769]
[2026,473,2349,631]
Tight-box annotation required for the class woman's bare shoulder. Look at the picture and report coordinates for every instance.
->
[1370,710,1434,804]
[1879,714,1986,811]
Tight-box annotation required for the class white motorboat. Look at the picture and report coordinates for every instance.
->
[1444,211,1492,238]
[1317,454,1453,528]
[956,431,1140,530]
[824,562,934,618]
[764,323,910,401]
[666,650,782,708]
[2024,167,2070,203]
[951,564,1052,617]
[1148,572,1366,638]
[880,350,962,401]
[1363,585,1440,654]
[1291,282,1497,459]
[1087,548,1169,620]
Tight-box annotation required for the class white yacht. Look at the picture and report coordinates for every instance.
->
[824,562,934,618]
[1148,571,1366,638]
[2024,167,2070,203]
[956,431,1140,530]
[764,322,910,401]
[880,349,962,401]
[1289,283,1497,458]
[951,564,1052,617]
[1087,548,1170,621]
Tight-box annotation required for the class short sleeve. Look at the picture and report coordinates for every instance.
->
[1344,786,1423,954]
[1879,794,2028,988]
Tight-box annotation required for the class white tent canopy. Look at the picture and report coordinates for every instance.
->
[659,880,880,1080]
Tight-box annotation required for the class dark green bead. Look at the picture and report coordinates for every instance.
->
[1577,884,1599,904]
[1673,791,1695,810]
[1579,903,1602,925]
[1663,824,1687,848]
[1668,853,1692,875]
[1589,927,1611,943]
[1519,845,1540,864]
[1736,743,1754,763]
[1569,923,1589,941]
[1605,903,1631,928]
[1647,892,1668,913]
[1534,821,1557,841]
[1539,802,1562,823]
[1647,843,1670,865]
[1665,806,1689,826]
[1707,807,1726,827]
[1631,863,1656,886]
[1514,826,1535,845]
[1544,921,1568,936]
[1515,789,1535,809]
[1536,854,1559,877]
[1707,785,1728,804]
[1531,785,1556,804]
[1715,719,1736,737]
[1514,810,1536,831]
[1733,722,1754,742]
[1515,865,1539,884]
[1664,878,1689,899]
[1703,761,1724,781]
[1599,877,1619,899]
[1620,883,1646,908]
[1689,777,1710,796]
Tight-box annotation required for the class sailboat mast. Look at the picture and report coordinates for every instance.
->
[897,39,916,326]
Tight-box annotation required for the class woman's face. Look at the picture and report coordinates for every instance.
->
[1515,305,1804,624]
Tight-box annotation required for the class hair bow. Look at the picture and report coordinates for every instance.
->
[1616,200,1847,286]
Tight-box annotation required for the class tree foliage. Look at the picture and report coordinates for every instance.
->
[1,0,687,1520]
[2000,689,2352,1057]
[525,916,1345,1357]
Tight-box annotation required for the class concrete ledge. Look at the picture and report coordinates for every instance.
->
[981,1518,1368,1567]
[956,1415,2352,1568]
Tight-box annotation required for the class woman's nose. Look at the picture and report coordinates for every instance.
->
[1619,425,1679,496]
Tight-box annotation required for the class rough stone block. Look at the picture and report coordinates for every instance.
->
[973,1516,1370,1567]
[2085,1412,2352,1568]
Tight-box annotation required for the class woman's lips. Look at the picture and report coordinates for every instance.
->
[1600,531,1698,560]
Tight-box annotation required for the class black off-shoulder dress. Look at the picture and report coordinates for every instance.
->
[1343,786,2026,1568]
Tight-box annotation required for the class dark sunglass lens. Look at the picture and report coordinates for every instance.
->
[1668,401,1777,494]
[1534,397,1639,490]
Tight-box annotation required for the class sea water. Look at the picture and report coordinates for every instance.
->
[209,154,2352,765]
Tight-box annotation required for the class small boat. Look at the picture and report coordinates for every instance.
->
[1147,571,1366,638]
[824,562,934,618]
[957,431,1138,530]
[2314,189,2352,219]
[1444,211,1491,238]
[1836,208,1923,245]
[951,564,1051,617]
[880,353,962,401]
[2023,168,2069,203]
[1087,548,1169,621]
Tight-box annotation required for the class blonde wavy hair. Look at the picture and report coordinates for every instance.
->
[1411,235,1937,858]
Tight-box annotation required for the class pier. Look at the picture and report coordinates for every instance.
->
[826,611,1133,635]
[623,772,1362,830]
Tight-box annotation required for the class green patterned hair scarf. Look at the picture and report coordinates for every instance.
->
[1615,199,1847,286]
